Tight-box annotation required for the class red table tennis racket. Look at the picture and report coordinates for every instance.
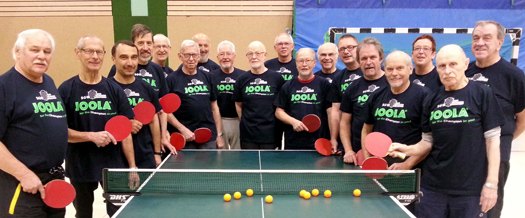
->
[364,132,406,159]
[362,157,388,179]
[302,114,321,133]
[315,138,332,156]
[170,132,186,150]
[105,115,132,142]
[160,93,181,113]
[133,101,156,124]
[356,149,365,166]
[194,128,212,144]
[43,180,76,208]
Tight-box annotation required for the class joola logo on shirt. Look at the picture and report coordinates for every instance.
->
[413,79,425,87]
[382,99,404,108]
[185,79,209,94]
[363,85,380,93]
[136,70,157,88]
[437,97,464,108]
[123,89,140,97]
[124,89,144,106]
[276,68,293,81]
[468,73,489,82]
[431,97,469,122]
[375,100,407,119]
[198,66,210,72]
[340,74,362,92]
[76,90,112,112]
[292,87,317,101]
[81,90,107,100]
[217,77,236,92]
[32,90,64,114]
[245,78,271,94]
[326,78,333,83]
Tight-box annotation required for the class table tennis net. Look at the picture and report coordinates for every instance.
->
[104,169,419,195]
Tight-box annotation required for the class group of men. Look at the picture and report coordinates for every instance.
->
[0,20,523,218]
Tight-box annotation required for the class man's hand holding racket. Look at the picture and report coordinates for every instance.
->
[90,131,117,147]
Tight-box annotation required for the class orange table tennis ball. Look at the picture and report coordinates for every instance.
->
[324,190,332,198]
[234,192,242,200]
[299,190,307,198]
[246,189,254,197]
[265,195,273,203]
[353,189,361,197]
[224,194,232,202]
[303,191,311,200]
[312,189,319,197]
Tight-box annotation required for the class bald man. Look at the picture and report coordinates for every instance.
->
[177,33,220,73]
[275,48,335,149]
[390,44,503,218]
[233,41,284,149]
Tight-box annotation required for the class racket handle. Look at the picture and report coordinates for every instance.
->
[388,151,406,160]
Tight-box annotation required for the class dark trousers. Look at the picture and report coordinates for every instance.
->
[0,170,65,218]
[70,180,118,218]
[487,161,510,218]
[416,187,486,218]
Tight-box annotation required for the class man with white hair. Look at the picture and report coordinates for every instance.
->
[166,40,224,149]
[275,48,335,149]
[152,33,174,77]
[0,29,68,217]
[265,33,299,82]
[390,44,503,218]
[211,40,245,150]
[315,42,341,83]
[177,33,220,73]
[233,41,285,149]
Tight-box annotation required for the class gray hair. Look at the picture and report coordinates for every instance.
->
[356,37,384,61]
[274,33,294,45]
[12,29,55,60]
[180,39,199,53]
[217,40,236,54]
[296,48,316,58]
[317,42,338,59]
[474,20,505,40]
[385,50,412,67]
[153,34,171,46]
[76,35,102,50]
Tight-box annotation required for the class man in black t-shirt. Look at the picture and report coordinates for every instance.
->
[361,51,430,169]
[466,20,525,218]
[0,29,68,218]
[391,44,503,218]
[110,41,164,168]
[275,48,335,149]
[233,41,285,149]
[152,34,174,77]
[166,40,224,149]
[265,33,299,82]
[211,40,245,150]
[339,37,389,164]
[59,36,137,218]
[410,34,442,91]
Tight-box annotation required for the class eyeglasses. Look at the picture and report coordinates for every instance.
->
[297,59,315,64]
[181,53,199,59]
[154,45,170,49]
[338,45,357,52]
[319,53,336,58]
[81,49,106,56]
[413,47,432,53]
[218,52,235,57]
[246,52,265,57]
[275,42,292,47]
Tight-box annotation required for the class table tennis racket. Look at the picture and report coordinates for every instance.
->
[43,180,76,208]
[133,101,156,124]
[194,127,212,144]
[361,157,388,179]
[160,93,181,113]
[170,132,186,150]
[315,138,332,156]
[302,114,321,133]
[356,149,365,166]
[364,132,406,159]
[105,115,132,142]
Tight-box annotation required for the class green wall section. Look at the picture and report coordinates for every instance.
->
[112,0,168,42]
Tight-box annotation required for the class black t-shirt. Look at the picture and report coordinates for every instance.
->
[166,69,218,140]
[0,68,68,171]
[232,69,285,143]
[109,78,162,168]
[340,75,388,152]
[421,82,504,195]
[211,68,245,118]
[274,76,335,149]
[466,59,525,162]
[58,76,134,182]
[314,69,341,84]
[162,65,174,78]
[410,67,442,91]
[108,61,168,98]
[177,59,220,73]
[333,68,364,102]
[264,58,299,82]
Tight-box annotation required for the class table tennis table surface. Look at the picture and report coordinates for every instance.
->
[112,150,415,218]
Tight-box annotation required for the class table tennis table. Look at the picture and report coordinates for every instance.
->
[104,150,418,218]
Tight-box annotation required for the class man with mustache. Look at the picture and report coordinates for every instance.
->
[339,37,389,164]
[390,44,503,218]
[152,34,174,77]
[410,34,442,91]
[465,20,525,218]
[211,41,245,150]
[0,29,68,217]
[177,33,220,73]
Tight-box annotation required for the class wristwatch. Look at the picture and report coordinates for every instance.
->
[217,133,224,137]
[484,183,498,189]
